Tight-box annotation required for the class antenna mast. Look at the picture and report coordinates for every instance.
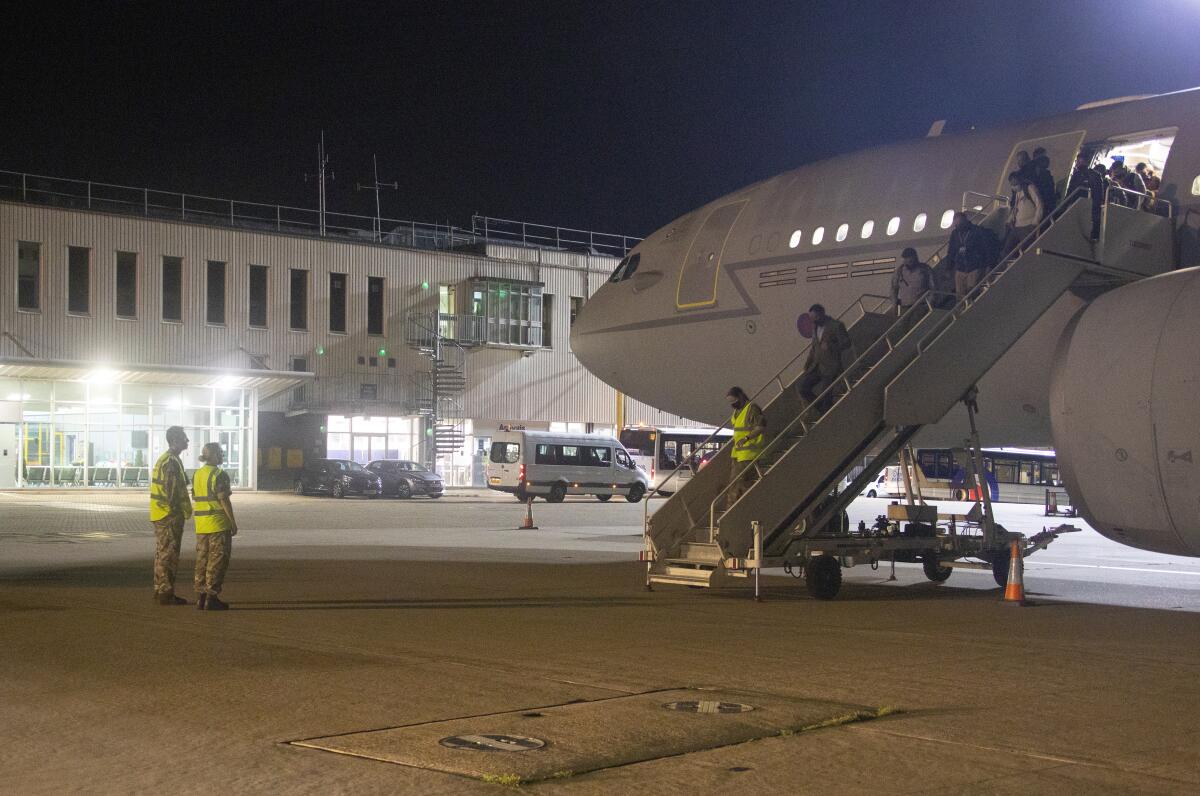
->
[305,132,333,236]
[357,154,398,242]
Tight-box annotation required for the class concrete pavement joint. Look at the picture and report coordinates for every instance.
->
[854,725,1200,786]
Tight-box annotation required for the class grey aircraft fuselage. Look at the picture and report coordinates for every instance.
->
[571,89,1200,558]
[571,89,1200,443]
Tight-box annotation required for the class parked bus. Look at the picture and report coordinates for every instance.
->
[619,426,732,494]
[912,447,1059,504]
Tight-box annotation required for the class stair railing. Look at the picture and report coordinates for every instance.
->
[646,293,894,502]
[705,288,957,534]
[707,188,1094,536]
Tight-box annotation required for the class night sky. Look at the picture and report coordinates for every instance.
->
[5,1,1200,237]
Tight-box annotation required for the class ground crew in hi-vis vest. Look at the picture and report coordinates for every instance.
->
[193,442,238,611]
[150,426,192,605]
[725,386,766,509]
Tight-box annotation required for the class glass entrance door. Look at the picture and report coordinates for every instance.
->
[352,434,386,464]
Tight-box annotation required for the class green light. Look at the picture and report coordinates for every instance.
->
[316,346,326,356]
[425,427,434,436]
[421,281,430,290]
[377,347,387,357]
[498,289,507,298]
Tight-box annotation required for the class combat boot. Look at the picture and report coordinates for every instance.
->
[205,595,229,611]
[155,592,188,606]
[196,594,207,610]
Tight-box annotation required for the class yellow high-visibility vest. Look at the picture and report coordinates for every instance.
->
[730,403,764,462]
[192,464,233,534]
[149,451,192,521]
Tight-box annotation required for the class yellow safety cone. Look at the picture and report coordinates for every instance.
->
[1002,538,1029,605]
[519,497,538,530]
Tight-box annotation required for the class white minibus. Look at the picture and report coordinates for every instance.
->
[487,430,650,503]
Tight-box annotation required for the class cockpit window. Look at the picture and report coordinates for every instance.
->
[608,253,641,283]
[609,256,630,283]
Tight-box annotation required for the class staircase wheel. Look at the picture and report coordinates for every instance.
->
[922,555,953,582]
[804,555,842,600]
[596,493,612,502]
[626,483,646,503]
[990,547,1011,587]
[547,483,567,503]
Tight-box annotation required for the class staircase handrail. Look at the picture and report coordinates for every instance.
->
[651,191,1013,504]
[1105,183,1172,217]
[710,188,1095,537]
[705,288,958,532]
[646,292,893,500]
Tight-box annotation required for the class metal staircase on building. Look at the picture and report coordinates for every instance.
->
[646,189,1177,588]
[406,313,470,461]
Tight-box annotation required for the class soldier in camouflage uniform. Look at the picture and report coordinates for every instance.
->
[150,426,192,605]
[192,442,238,611]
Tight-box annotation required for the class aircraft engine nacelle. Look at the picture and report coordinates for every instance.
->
[1049,267,1200,557]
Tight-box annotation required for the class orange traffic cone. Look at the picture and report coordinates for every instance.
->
[1002,539,1029,605]
[519,497,538,530]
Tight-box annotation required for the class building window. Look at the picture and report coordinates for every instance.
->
[206,260,226,325]
[291,356,308,404]
[387,357,397,368]
[542,294,554,348]
[329,272,347,333]
[289,269,308,330]
[464,278,544,347]
[369,356,378,367]
[357,355,366,366]
[161,256,182,322]
[17,241,40,311]
[116,251,138,319]
[569,296,584,327]
[67,246,90,315]
[248,265,268,328]
[367,276,384,336]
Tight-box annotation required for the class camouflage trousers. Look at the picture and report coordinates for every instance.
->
[725,459,756,510]
[152,516,186,596]
[194,531,232,596]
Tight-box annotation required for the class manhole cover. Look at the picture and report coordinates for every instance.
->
[663,700,755,714]
[438,734,546,752]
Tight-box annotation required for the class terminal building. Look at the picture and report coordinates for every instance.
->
[0,170,690,490]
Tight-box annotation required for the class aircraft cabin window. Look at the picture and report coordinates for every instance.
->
[940,209,955,229]
[836,223,849,242]
[913,213,927,232]
[1192,175,1200,196]
[886,217,900,236]
[789,230,803,248]
[861,220,874,239]
[812,226,825,245]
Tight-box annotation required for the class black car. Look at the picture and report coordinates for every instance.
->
[366,459,445,499]
[294,459,382,498]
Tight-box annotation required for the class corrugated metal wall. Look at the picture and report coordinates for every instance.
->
[1,202,700,428]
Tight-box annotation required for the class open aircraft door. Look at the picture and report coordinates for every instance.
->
[675,200,747,310]
[996,130,1086,201]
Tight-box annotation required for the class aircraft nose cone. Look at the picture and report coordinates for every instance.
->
[569,290,614,380]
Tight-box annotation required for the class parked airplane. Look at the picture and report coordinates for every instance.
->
[572,88,1200,559]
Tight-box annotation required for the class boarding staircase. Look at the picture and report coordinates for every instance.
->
[646,188,1176,587]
